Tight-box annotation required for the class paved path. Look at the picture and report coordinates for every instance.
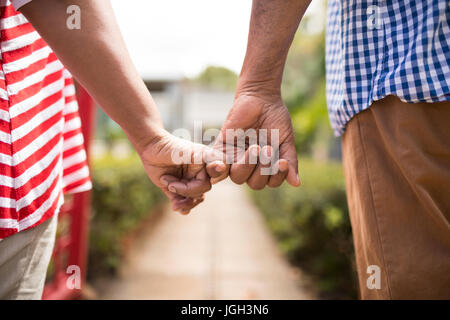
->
[97,181,313,299]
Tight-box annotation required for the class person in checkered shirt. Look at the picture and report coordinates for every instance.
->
[208,0,450,299]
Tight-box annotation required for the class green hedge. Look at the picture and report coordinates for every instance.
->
[87,153,165,278]
[249,158,358,299]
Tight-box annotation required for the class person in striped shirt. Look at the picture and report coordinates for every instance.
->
[0,0,232,299]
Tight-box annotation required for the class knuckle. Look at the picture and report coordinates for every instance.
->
[248,182,265,190]
[268,180,282,188]
[230,175,246,185]
[207,169,220,178]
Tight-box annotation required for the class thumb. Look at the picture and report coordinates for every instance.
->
[204,147,229,183]
[206,161,228,180]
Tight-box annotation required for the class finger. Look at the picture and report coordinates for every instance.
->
[182,197,205,214]
[172,193,203,209]
[191,196,205,209]
[168,179,211,198]
[161,182,202,214]
[247,145,273,190]
[164,189,195,214]
[167,169,212,198]
[173,196,205,214]
[160,175,182,188]
[206,160,229,183]
[229,144,259,185]
[204,147,230,184]
[161,187,181,201]
[173,197,194,214]
[267,159,289,188]
[280,141,300,187]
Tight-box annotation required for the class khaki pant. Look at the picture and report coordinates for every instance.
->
[0,215,57,299]
[342,95,450,299]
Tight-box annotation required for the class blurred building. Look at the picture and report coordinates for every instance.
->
[144,76,184,131]
[95,74,234,146]
[145,76,233,135]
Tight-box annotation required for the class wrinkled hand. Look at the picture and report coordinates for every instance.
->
[206,94,300,189]
[137,130,224,214]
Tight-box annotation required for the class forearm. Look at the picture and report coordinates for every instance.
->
[237,0,311,97]
[21,0,163,151]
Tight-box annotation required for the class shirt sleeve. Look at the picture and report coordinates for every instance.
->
[11,0,33,10]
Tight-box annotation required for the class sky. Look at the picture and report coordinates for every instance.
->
[110,0,325,79]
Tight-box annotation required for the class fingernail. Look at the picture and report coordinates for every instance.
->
[296,174,301,186]
[161,178,168,186]
[168,185,176,193]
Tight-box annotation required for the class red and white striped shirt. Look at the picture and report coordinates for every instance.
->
[0,0,91,239]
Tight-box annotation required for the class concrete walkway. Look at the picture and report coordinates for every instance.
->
[97,181,313,300]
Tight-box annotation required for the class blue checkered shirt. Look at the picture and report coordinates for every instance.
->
[325,0,450,136]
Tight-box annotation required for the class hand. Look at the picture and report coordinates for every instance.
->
[137,130,223,214]
[207,93,300,189]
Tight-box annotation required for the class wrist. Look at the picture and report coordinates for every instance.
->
[125,121,167,155]
[236,50,287,99]
[235,78,282,105]
[235,63,284,102]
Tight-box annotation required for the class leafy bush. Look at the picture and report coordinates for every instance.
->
[282,31,325,111]
[249,158,358,299]
[87,153,166,278]
[291,83,334,155]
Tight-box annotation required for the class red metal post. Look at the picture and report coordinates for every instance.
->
[67,84,95,283]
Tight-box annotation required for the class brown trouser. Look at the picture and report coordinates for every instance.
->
[342,95,450,299]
